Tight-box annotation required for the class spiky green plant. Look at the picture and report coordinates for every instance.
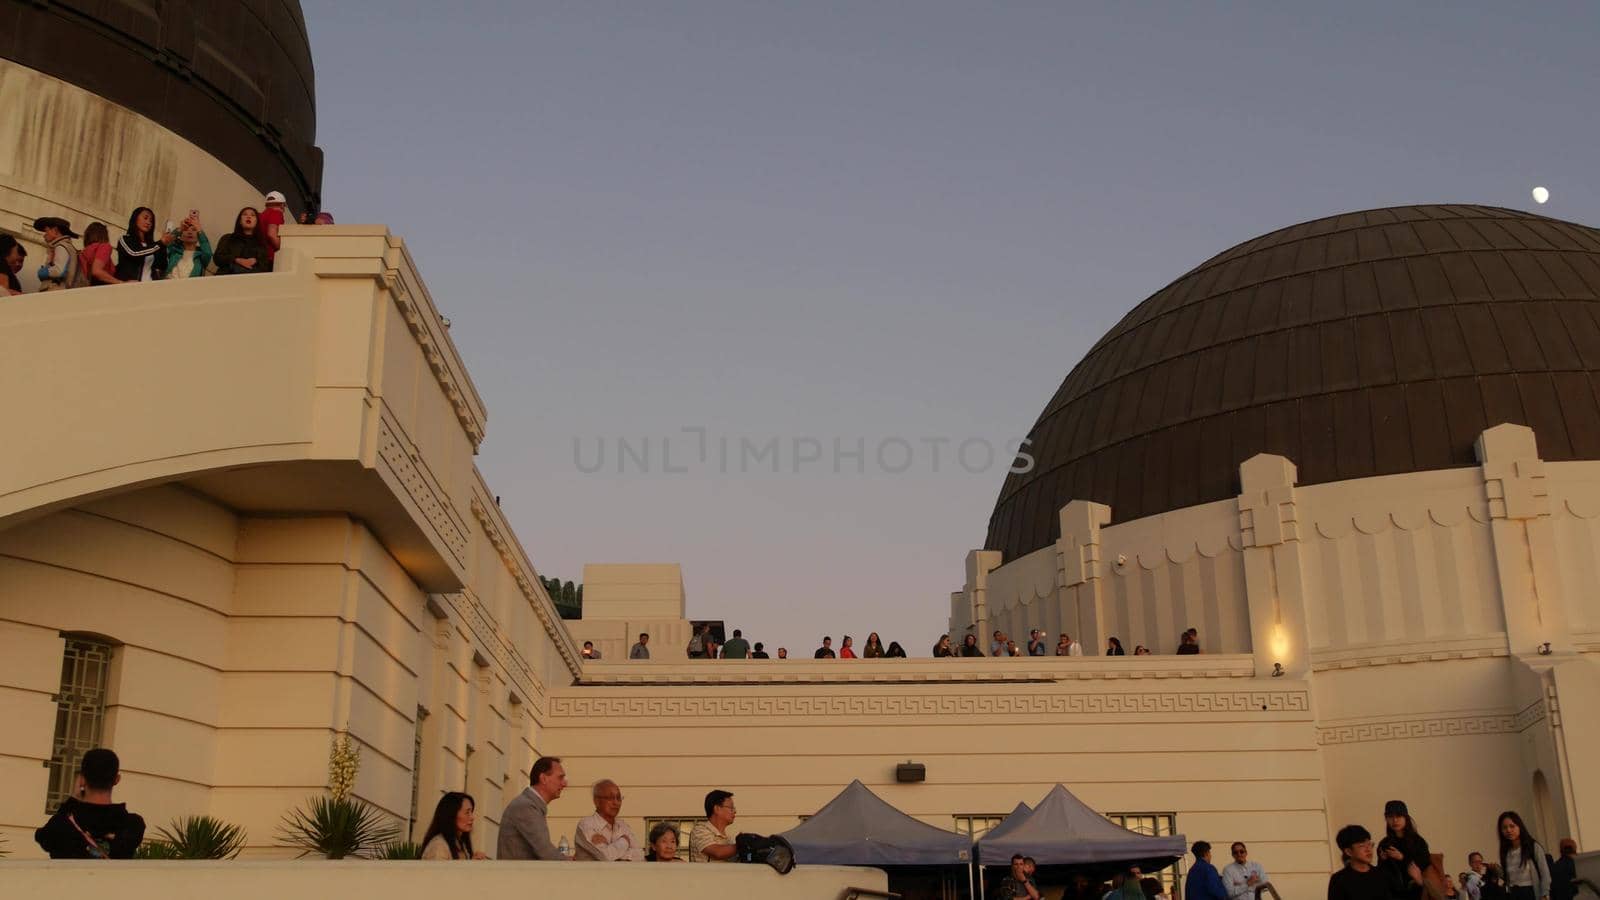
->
[134,839,184,859]
[151,816,247,859]
[377,840,423,860]
[278,795,398,859]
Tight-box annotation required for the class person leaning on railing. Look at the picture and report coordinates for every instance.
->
[212,208,270,275]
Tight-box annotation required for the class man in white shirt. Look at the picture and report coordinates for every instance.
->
[1461,852,1486,900]
[574,779,640,861]
[1223,842,1278,900]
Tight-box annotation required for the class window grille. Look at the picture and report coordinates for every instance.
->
[952,813,1009,840]
[45,637,114,812]
[408,706,429,836]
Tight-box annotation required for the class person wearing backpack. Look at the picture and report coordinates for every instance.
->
[686,623,709,658]
[33,216,87,290]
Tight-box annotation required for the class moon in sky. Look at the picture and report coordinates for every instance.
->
[1532,186,1550,204]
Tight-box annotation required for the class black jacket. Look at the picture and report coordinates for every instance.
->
[35,796,146,858]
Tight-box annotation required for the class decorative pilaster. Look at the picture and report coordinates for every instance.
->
[1475,423,1570,656]
[965,550,1004,646]
[1238,454,1309,678]
[1055,500,1113,654]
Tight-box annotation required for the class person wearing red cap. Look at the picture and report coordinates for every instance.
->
[259,190,289,270]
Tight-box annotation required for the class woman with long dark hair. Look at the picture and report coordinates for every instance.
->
[212,207,269,275]
[960,634,984,657]
[1497,811,1550,900]
[862,633,885,658]
[1380,800,1438,900]
[886,641,907,658]
[114,207,170,282]
[1106,637,1126,656]
[420,792,485,860]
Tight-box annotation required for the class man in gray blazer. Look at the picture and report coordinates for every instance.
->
[497,755,569,860]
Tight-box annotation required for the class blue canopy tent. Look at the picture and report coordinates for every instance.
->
[780,779,975,897]
[975,784,1186,871]
[780,779,973,866]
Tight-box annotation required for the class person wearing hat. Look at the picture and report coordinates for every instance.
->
[1381,800,1440,900]
[259,190,289,270]
[33,216,85,290]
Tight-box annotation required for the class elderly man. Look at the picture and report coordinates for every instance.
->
[1224,842,1280,900]
[497,755,570,860]
[574,779,640,861]
[689,790,738,861]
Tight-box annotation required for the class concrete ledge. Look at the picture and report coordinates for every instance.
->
[3,860,888,900]
[575,654,1258,685]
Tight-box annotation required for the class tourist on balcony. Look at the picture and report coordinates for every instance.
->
[314,211,336,224]
[863,633,885,657]
[420,791,486,860]
[1224,841,1278,900]
[721,629,750,659]
[1107,637,1126,656]
[1028,629,1048,656]
[165,213,212,279]
[34,748,145,858]
[1497,811,1550,900]
[814,636,836,658]
[886,641,907,658]
[630,633,650,659]
[646,822,683,861]
[1187,842,1229,900]
[1380,801,1437,900]
[960,633,984,656]
[1177,628,1201,654]
[574,779,640,861]
[1,234,27,295]
[991,630,1007,655]
[839,635,857,658]
[933,634,955,657]
[80,223,119,285]
[776,647,789,659]
[686,622,709,658]
[689,790,737,862]
[1330,825,1412,900]
[213,208,269,275]
[260,190,288,268]
[114,207,171,282]
[497,755,570,861]
[1057,633,1084,656]
[751,642,770,658]
[581,641,601,659]
[32,217,83,290]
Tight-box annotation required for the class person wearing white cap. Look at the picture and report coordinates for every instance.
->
[259,190,289,270]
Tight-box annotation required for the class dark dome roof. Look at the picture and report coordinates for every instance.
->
[987,205,1600,562]
[2,1,322,211]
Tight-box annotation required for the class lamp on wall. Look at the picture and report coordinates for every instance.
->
[1537,642,1552,656]
[896,761,926,783]
[1271,663,1285,677]
[1269,626,1289,676]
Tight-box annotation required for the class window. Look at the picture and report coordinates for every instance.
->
[46,637,114,812]
[408,705,429,836]
[643,816,705,860]
[1107,812,1182,895]
[953,814,1009,840]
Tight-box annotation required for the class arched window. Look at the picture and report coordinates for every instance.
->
[46,635,115,811]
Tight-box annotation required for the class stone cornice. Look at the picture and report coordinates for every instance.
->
[1310,635,1509,671]
[470,492,581,681]
[573,654,1257,686]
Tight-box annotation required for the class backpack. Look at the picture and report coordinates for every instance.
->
[735,833,795,874]
[687,632,704,655]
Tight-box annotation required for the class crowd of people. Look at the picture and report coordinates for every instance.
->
[0,191,333,296]
[33,749,1588,900]
[598,624,1212,660]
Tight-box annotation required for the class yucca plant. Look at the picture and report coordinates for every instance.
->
[151,816,247,859]
[377,840,423,860]
[134,839,184,859]
[278,795,398,859]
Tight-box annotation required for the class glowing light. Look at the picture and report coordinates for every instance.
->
[1532,186,1550,205]
[1269,626,1289,660]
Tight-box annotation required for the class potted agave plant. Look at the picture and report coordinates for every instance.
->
[277,732,397,859]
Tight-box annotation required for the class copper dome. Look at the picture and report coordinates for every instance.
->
[987,205,1600,562]
[1,0,322,212]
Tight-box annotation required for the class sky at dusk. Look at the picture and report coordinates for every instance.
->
[302,1,1600,655]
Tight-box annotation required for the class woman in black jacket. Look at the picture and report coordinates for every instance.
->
[212,207,270,275]
[114,206,170,282]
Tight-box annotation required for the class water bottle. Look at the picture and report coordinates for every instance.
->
[558,837,571,859]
